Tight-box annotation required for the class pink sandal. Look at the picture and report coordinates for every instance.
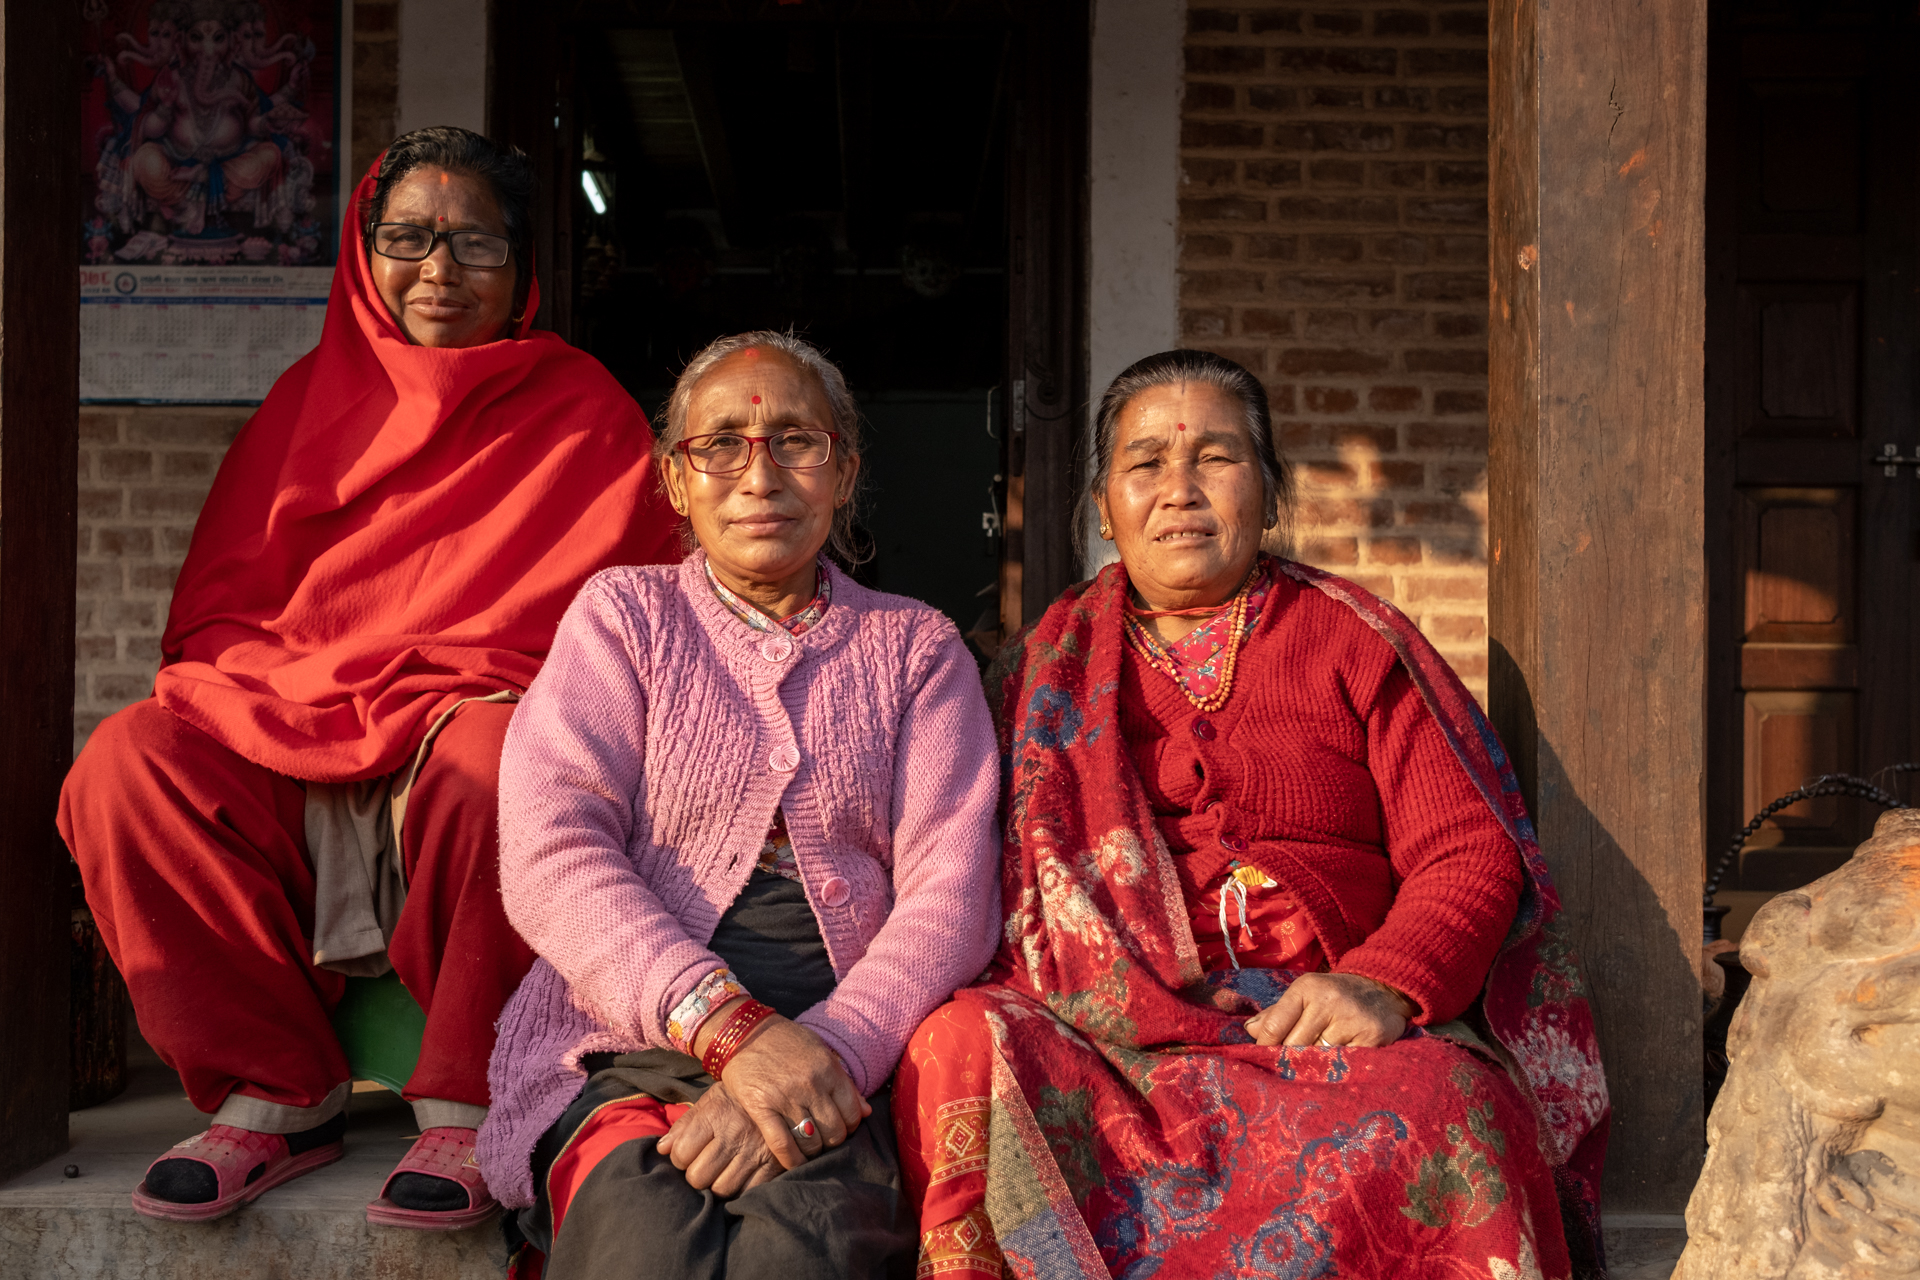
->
[365,1126,499,1230]
[131,1124,345,1222]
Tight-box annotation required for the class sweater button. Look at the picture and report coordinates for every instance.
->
[769,744,801,773]
[819,876,851,907]
[1220,832,1248,853]
[1192,718,1217,741]
[760,635,793,662]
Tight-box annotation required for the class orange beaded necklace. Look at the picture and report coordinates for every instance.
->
[1122,562,1263,713]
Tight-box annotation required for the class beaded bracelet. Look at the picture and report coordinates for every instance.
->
[700,999,777,1080]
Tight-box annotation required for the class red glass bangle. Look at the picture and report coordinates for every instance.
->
[700,999,777,1080]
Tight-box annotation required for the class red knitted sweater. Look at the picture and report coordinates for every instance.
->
[1118,574,1523,1025]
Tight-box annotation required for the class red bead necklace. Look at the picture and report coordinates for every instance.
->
[1122,565,1261,713]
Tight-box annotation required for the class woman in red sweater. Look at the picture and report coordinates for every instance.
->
[892,349,1611,1278]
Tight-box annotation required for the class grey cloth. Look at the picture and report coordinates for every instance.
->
[707,871,839,1020]
[212,1080,352,1133]
[515,869,913,1279]
[305,690,518,977]
[306,776,403,976]
[523,1053,914,1280]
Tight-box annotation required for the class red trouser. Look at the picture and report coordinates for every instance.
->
[58,699,535,1118]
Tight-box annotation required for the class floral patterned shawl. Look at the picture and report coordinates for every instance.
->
[955,559,1610,1277]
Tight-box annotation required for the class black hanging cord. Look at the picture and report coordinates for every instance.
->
[1702,765,1917,942]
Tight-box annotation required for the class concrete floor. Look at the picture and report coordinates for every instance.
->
[1603,1217,1688,1280]
[0,1039,1686,1280]
[0,1039,502,1279]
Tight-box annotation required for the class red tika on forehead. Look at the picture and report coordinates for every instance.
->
[751,395,761,404]
[1177,422,1187,431]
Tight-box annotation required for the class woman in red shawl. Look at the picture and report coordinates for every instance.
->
[58,127,679,1228]
[893,350,1612,1278]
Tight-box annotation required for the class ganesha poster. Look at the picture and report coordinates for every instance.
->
[79,0,341,403]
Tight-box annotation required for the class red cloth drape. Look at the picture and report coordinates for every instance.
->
[61,698,534,1113]
[155,158,680,781]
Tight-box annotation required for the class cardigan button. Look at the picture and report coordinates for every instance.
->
[769,744,801,773]
[1192,718,1217,741]
[760,635,793,662]
[1220,832,1248,853]
[819,876,852,907]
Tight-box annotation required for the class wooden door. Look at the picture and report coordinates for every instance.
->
[0,0,80,1182]
[1706,2,1920,901]
[488,0,1087,636]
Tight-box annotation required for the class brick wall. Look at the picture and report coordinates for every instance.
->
[70,9,401,758]
[1180,0,1491,697]
[71,5,1494,753]
[73,409,249,755]
[352,0,399,177]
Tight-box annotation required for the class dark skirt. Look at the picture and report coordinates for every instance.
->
[512,871,916,1280]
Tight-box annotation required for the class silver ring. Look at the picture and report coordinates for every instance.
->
[791,1117,817,1140]
[1317,1037,1333,1048]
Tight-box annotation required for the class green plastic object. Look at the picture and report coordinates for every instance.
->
[332,972,426,1095]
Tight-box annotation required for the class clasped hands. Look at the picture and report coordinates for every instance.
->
[656,1002,868,1197]
[657,976,1406,1195]
[1244,972,1417,1048]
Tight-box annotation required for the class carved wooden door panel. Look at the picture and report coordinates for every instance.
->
[1707,5,1920,898]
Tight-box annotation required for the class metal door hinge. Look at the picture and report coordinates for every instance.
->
[1876,444,1920,477]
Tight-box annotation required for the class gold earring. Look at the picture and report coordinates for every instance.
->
[1099,522,1113,540]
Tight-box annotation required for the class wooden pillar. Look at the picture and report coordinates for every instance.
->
[0,0,79,1182]
[1004,0,1090,630]
[488,0,568,338]
[1487,0,1709,1214]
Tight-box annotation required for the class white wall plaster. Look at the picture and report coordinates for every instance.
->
[396,0,490,137]
[1086,0,1183,568]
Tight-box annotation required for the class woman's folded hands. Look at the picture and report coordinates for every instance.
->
[654,1083,785,1196]
[659,1009,871,1196]
[1244,972,1417,1049]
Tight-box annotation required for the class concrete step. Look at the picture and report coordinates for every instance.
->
[1603,1216,1687,1280]
[0,1044,1687,1280]
[0,1046,504,1280]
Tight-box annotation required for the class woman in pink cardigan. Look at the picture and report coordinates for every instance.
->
[477,331,1001,1279]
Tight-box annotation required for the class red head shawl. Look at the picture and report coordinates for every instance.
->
[156,158,681,781]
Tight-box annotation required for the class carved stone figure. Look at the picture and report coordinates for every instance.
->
[1675,808,1920,1279]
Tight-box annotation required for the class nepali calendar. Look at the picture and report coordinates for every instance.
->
[80,267,331,404]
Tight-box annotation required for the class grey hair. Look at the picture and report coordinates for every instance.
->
[1081,348,1295,567]
[652,330,868,564]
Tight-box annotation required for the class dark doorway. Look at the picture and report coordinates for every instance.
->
[1705,0,1920,917]
[491,0,1088,647]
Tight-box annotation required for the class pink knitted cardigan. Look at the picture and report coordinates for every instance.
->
[477,553,1002,1209]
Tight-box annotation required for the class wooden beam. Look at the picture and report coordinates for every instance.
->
[1005,1,1088,628]
[1487,0,1710,1214]
[0,0,79,1181]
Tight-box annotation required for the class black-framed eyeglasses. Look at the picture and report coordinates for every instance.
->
[675,429,840,475]
[369,222,511,268]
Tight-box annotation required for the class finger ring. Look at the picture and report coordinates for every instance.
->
[1317,1037,1332,1048]
[791,1117,817,1139]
